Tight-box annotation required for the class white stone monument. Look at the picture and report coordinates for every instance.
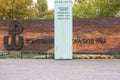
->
[54,0,72,59]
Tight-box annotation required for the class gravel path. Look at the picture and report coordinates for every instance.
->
[0,59,120,80]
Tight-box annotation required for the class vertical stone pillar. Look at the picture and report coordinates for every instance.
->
[54,0,73,59]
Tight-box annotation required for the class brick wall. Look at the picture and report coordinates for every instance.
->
[0,18,120,53]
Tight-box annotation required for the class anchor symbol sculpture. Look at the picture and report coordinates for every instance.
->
[4,21,24,50]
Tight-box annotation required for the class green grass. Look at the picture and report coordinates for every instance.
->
[0,51,120,59]
[111,53,120,59]
[0,51,47,59]
[73,52,120,59]
[3,53,21,59]
[0,55,3,59]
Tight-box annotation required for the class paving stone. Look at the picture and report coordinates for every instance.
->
[0,59,120,80]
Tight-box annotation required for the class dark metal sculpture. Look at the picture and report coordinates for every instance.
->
[4,21,24,50]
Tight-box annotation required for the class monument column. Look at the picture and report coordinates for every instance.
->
[54,0,73,59]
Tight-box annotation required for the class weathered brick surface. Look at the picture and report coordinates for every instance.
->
[0,18,120,53]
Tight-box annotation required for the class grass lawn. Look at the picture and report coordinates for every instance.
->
[0,52,120,59]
